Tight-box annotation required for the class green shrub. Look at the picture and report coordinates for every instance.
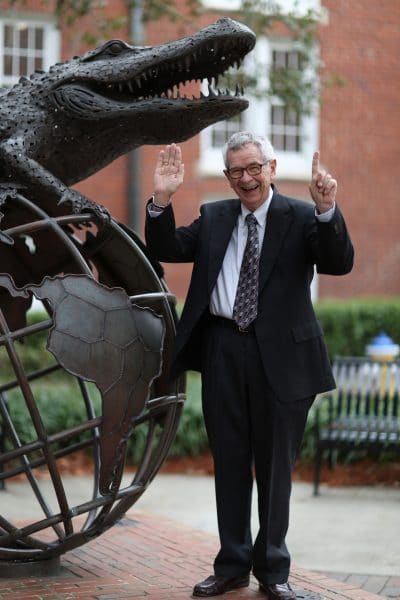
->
[3,299,400,466]
[125,371,208,463]
[168,371,207,456]
[315,297,400,359]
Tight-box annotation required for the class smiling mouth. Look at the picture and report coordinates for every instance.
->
[242,185,259,191]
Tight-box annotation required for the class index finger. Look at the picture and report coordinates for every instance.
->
[312,151,320,177]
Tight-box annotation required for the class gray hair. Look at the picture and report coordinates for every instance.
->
[222,132,275,168]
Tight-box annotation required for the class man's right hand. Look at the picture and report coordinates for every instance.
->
[153,143,184,207]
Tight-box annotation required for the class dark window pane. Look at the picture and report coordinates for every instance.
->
[273,50,286,68]
[286,109,299,126]
[285,135,297,151]
[34,56,43,70]
[19,26,29,49]
[4,25,14,47]
[288,51,299,70]
[35,28,43,50]
[272,134,284,151]
[19,55,28,75]
[271,105,284,125]
[3,54,13,76]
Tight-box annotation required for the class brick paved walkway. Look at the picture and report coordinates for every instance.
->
[0,512,396,599]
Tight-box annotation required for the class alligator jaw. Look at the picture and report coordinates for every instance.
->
[50,18,256,125]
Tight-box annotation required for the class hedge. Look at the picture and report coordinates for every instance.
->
[2,298,399,464]
[315,297,400,359]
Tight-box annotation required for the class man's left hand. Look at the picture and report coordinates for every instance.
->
[309,151,336,213]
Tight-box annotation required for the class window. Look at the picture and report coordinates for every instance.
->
[270,49,302,153]
[0,17,60,86]
[210,114,243,149]
[199,39,318,180]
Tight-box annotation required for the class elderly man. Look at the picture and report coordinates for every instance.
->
[145,132,354,599]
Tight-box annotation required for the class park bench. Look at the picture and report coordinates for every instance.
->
[313,356,400,495]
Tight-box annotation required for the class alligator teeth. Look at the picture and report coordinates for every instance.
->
[207,83,217,97]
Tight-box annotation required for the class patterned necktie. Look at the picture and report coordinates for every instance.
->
[233,213,259,329]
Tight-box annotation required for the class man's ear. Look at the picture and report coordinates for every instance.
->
[223,169,233,188]
[269,159,277,179]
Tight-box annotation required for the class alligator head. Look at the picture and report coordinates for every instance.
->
[47,17,255,165]
[0,18,255,209]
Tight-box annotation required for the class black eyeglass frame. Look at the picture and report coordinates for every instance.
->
[225,161,271,179]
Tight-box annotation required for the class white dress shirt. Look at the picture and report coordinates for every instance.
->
[209,189,274,319]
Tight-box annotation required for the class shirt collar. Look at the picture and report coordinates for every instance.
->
[240,186,274,226]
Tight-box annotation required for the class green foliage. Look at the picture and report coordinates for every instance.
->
[315,297,400,359]
[168,371,207,456]
[125,371,207,463]
[4,379,101,451]
[6,299,398,466]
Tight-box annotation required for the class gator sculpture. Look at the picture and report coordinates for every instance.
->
[0,19,256,566]
[0,17,255,226]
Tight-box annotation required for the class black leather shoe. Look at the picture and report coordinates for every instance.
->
[259,582,296,599]
[192,574,250,597]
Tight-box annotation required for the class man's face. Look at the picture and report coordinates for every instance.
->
[224,143,276,211]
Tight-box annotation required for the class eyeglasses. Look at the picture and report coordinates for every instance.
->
[226,161,270,179]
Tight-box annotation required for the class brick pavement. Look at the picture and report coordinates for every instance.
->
[0,512,397,600]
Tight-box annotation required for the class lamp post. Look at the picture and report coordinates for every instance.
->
[365,331,399,362]
[128,0,144,231]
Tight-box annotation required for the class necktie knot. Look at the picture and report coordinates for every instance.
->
[246,213,257,226]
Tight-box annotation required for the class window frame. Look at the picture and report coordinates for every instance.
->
[0,13,60,87]
[198,35,319,181]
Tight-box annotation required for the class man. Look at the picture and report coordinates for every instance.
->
[145,132,354,599]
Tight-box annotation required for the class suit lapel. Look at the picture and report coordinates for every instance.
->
[259,191,293,292]
[207,200,241,294]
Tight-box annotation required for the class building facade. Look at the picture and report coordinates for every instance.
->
[0,0,399,300]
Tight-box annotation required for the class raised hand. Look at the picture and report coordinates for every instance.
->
[309,151,337,214]
[153,143,184,207]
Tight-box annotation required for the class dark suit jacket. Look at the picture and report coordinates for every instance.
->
[145,186,354,402]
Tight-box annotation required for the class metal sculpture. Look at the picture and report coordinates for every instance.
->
[0,17,256,575]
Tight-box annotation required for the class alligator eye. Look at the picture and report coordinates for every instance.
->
[107,42,125,55]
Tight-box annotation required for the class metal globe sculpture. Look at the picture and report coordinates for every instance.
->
[0,196,184,574]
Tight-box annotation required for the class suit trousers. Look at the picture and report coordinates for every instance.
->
[201,316,313,585]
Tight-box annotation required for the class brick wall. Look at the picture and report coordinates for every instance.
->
[318,0,400,298]
[136,1,400,300]
[4,1,399,301]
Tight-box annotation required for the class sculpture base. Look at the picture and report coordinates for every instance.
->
[0,557,61,578]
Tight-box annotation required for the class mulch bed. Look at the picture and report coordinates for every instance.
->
[6,450,400,487]
[160,451,400,487]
